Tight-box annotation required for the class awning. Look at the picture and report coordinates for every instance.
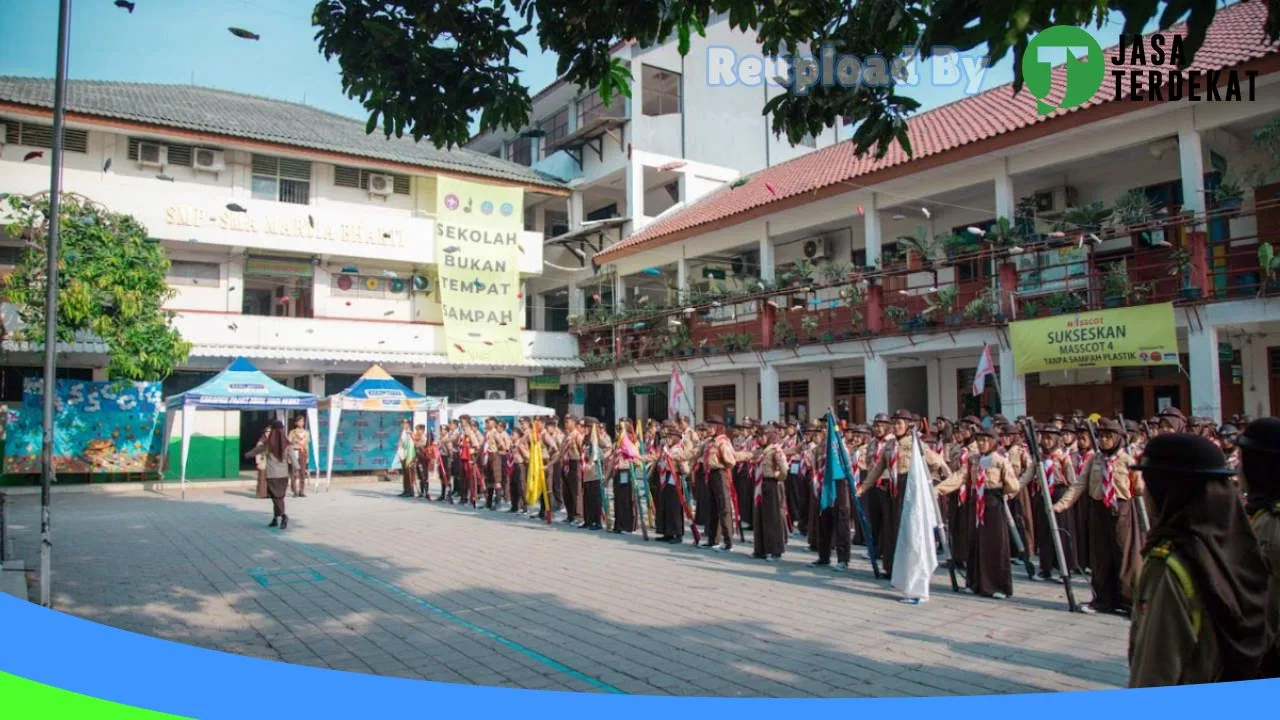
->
[189,344,582,369]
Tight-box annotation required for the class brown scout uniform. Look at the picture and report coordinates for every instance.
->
[1055,448,1144,612]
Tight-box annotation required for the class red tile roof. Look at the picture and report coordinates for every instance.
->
[598,0,1279,263]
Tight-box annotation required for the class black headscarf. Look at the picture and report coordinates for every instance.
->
[1143,470,1271,681]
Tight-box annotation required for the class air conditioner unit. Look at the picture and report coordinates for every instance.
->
[484,390,507,400]
[137,142,167,168]
[802,236,832,262]
[192,147,225,173]
[367,173,395,197]
[1032,186,1079,216]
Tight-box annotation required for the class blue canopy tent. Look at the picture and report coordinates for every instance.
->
[320,365,447,491]
[160,357,319,499]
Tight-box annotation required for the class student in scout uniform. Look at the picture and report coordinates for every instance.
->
[1237,417,1280,678]
[1128,433,1273,686]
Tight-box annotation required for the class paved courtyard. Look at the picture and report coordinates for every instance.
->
[3,482,1129,697]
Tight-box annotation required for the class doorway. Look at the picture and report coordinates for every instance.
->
[703,384,736,425]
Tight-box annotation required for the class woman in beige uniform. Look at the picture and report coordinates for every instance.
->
[753,427,789,562]
[1052,418,1144,615]
[935,427,1020,598]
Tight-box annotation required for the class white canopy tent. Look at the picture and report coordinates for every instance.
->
[320,365,447,491]
[160,357,319,499]
[447,398,555,421]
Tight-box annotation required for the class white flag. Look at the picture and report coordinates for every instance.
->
[973,342,996,397]
[891,430,940,601]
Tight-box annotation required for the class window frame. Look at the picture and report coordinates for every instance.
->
[251,154,313,205]
[640,65,682,117]
[166,260,221,287]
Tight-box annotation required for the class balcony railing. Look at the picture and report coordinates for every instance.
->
[573,200,1280,370]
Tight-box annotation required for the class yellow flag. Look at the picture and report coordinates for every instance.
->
[526,421,546,507]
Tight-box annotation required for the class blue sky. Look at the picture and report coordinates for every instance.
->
[0,0,1148,132]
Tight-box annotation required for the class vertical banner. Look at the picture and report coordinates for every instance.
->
[435,176,524,363]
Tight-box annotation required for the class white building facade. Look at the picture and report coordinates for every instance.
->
[0,78,578,479]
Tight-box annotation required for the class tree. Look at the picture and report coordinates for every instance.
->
[312,1,1280,160]
[2,193,192,381]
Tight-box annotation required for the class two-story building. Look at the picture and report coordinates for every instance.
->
[0,77,579,479]
[466,17,850,415]
[564,0,1280,427]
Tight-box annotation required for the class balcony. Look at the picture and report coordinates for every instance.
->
[571,201,1280,370]
[171,312,581,369]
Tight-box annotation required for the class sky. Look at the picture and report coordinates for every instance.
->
[0,0,1151,135]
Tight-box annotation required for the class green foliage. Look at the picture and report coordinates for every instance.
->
[884,304,908,324]
[896,226,944,263]
[1111,189,1159,228]
[923,284,959,316]
[310,2,1264,158]
[963,288,998,321]
[817,261,853,283]
[3,194,191,381]
[1058,202,1110,233]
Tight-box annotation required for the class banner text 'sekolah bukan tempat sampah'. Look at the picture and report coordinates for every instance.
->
[1008,302,1178,374]
[434,176,524,364]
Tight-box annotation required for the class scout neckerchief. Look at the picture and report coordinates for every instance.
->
[1100,450,1117,509]
[974,453,991,527]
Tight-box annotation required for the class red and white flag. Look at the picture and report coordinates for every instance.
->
[973,343,996,396]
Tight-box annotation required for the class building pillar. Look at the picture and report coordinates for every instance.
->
[926,358,943,421]
[863,193,882,267]
[532,290,548,331]
[759,364,780,423]
[614,273,627,312]
[994,157,1014,220]
[568,383,585,418]
[810,366,834,418]
[627,157,648,232]
[533,205,547,234]
[864,356,888,418]
[568,281,585,317]
[676,255,689,302]
[613,379,629,423]
[1189,325,1223,423]
[227,256,246,314]
[1241,337,1271,418]
[412,376,427,395]
[758,230,776,283]
[1178,117,1206,220]
[515,377,529,402]
[997,344,1027,419]
[568,191,585,231]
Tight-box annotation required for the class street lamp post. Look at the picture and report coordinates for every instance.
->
[40,0,72,608]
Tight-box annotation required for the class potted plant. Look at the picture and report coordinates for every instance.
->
[1059,202,1110,245]
[1212,173,1244,213]
[1260,242,1280,296]
[799,314,820,342]
[1166,247,1204,300]
[1111,189,1160,246]
[986,216,1032,255]
[849,308,868,336]
[884,304,909,330]
[818,261,853,285]
[774,316,797,346]
[898,227,943,269]
[1102,262,1130,308]
[1131,281,1155,305]
[923,285,962,326]
[1021,298,1041,318]
[964,291,993,324]
[1046,291,1084,314]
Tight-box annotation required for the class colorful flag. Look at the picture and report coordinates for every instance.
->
[891,430,941,601]
[973,342,996,397]
[820,412,846,511]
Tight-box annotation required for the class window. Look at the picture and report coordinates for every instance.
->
[0,246,23,266]
[127,137,193,166]
[3,119,87,153]
[577,90,624,127]
[242,256,313,317]
[539,106,570,154]
[166,260,220,286]
[544,210,569,238]
[332,165,410,194]
[641,65,681,116]
[251,154,312,205]
[506,137,533,167]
